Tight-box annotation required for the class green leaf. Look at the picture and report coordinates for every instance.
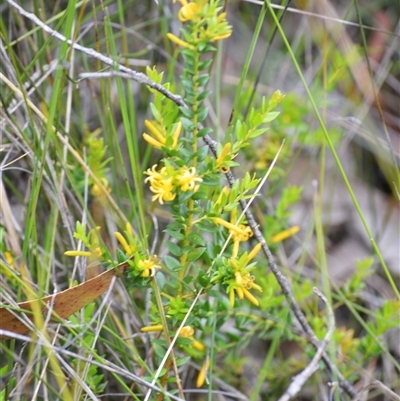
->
[116,248,127,263]
[195,145,209,162]
[176,356,191,367]
[188,232,205,246]
[248,128,268,139]
[163,255,181,271]
[192,191,208,200]
[197,107,208,122]
[198,270,210,287]
[180,106,194,119]
[196,221,216,233]
[176,337,194,346]
[153,342,167,358]
[197,74,210,87]
[198,127,213,137]
[198,59,212,70]
[187,247,206,262]
[181,117,195,131]
[263,111,280,123]
[164,229,185,240]
[156,272,167,290]
[166,240,182,257]
[150,102,162,122]
[197,90,211,101]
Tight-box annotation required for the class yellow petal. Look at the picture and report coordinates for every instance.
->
[235,271,243,285]
[172,121,182,148]
[243,288,259,306]
[212,32,232,41]
[144,120,166,144]
[235,287,244,299]
[213,217,243,234]
[216,142,231,164]
[125,222,133,236]
[143,133,163,149]
[114,232,133,255]
[192,338,205,351]
[140,324,163,333]
[250,282,263,292]
[196,358,210,388]
[64,250,94,257]
[247,243,262,263]
[229,288,235,308]
[271,226,300,243]
[166,33,194,49]
[178,3,198,22]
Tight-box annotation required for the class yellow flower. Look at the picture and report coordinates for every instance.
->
[140,324,163,333]
[213,217,245,235]
[223,241,263,308]
[142,120,166,149]
[64,247,103,258]
[175,166,202,192]
[92,177,112,201]
[179,326,195,337]
[229,268,262,307]
[216,142,236,173]
[179,326,205,350]
[213,217,253,258]
[171,121,183,148]
[170,0,232,45]
[114,231,136,255]
[4,251,15,268]
[166,33,195,49]
[229,276,262,307]
[271,226,300,243]
[145,165,176,204]
[173,0,205,22]
[269,90,285,106]
[142,120,182,150]
[64,250,95,257]
[137,255,161,277]
[211,32,232,41]
[247,242,262,263]
[196,358,210,388]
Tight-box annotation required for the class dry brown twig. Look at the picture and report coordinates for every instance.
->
[277,287,335,401]
[351,380,400,401]
[5,0,358,398]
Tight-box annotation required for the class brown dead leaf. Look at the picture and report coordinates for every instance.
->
[0,262,129,340]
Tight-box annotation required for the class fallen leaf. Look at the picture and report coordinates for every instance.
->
[0,262,128,340]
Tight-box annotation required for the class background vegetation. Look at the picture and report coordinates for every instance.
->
[0,0,399,400]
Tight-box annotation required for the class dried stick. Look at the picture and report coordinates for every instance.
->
[351,380,400,401]
[277,288,335,401]
[5,0,356,397]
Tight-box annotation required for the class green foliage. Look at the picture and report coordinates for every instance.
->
[2,0,398,399]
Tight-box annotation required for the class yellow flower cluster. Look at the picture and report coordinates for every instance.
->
[167,0,232,48]
[145,165,176,204]
[213,215,262,307]
[227,243,263,307]
[213,217,253,259]
[144,164,202,204]
[213,214,301,307]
